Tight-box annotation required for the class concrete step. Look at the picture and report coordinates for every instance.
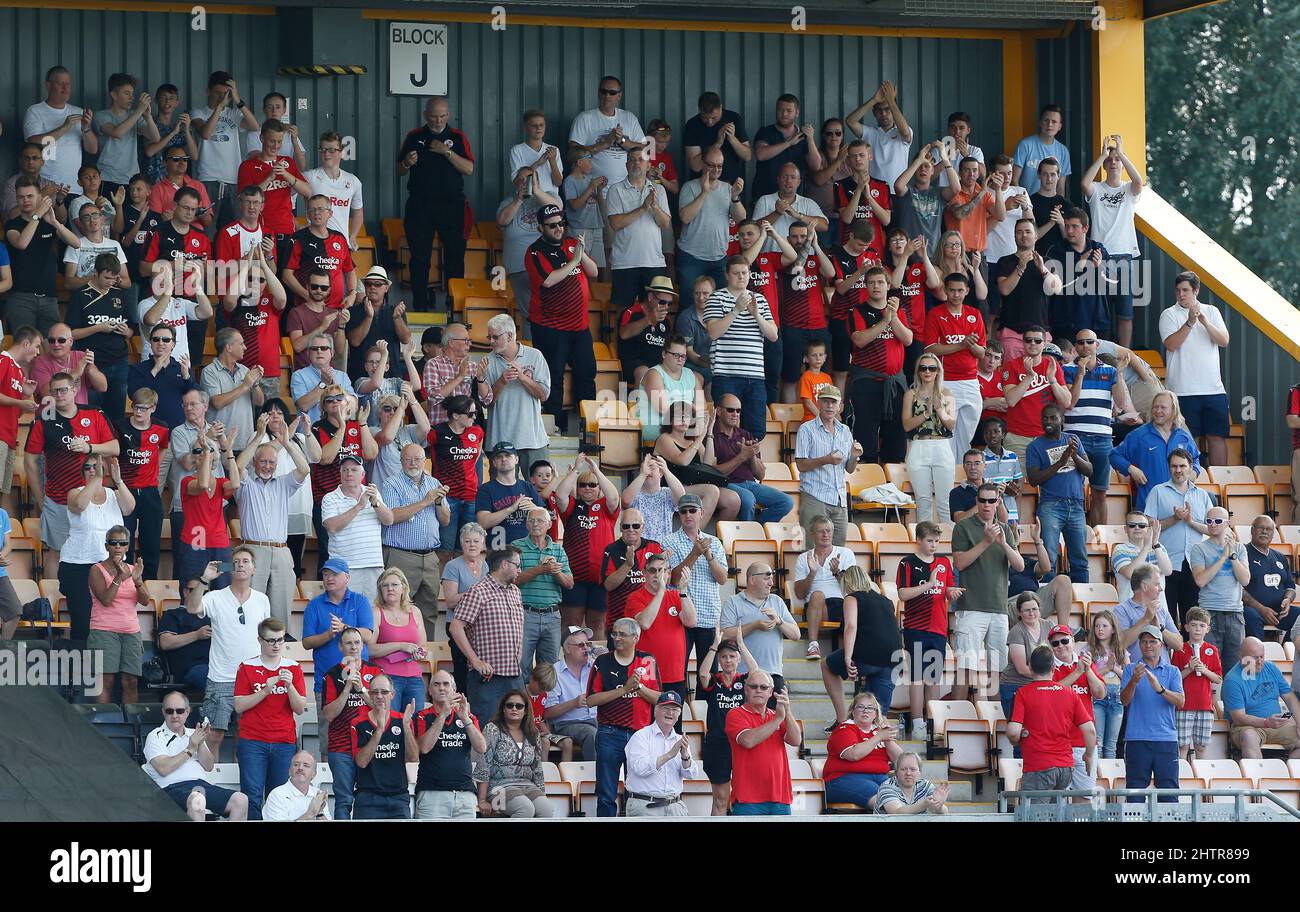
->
[949,801,1001,814]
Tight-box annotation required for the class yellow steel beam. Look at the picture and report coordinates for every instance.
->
[1092,3,1146,172]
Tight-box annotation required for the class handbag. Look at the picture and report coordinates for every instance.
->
[675,462,729,488]
[21,597,52,622]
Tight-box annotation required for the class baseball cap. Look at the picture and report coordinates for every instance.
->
[322,557,351,575]
[644,275,678,298]
[656,691,683,707]
[563,625,594,644]
[539,204,565,224]
[677,493,704,511]
[488,441,517,456]
[1043,342,1065,361]
[362,266,392,285]
[338,453,364,468]
[816,385,843,402]
[1048,625,1074,640]
[1137,624,1163,641]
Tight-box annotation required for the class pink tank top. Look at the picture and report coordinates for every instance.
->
[91,563,142,634]
[374,606,422,678]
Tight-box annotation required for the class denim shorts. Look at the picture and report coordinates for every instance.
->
[1075,433,1114,489]
[1178,393,1230,439]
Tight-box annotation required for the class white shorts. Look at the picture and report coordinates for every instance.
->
[1071,745,1096,791]
[951,610,1009,671]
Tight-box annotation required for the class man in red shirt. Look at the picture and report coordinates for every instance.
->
[726,668,801,814]
[146,147,213,226]
[834,140,891,252]
[237,119,310,257]
[600,507,664,631]
[232,616,307,819]
[117,386,169,580]
[924,271,987,457]
[1000,327,1070,461]
[626,553,697,714]
[222,244,288,398]
[282,193,356,310]
[1008,644,1096,799]
[778,221,835,402]
[1049,625,1105,793]
[737,218,798,404]
[0,327,41,517]
[976,341,1007,446]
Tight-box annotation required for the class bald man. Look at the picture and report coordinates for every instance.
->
[414,670,488,819]
[262,750,331,821]
[1227,637,1300,759]
[382,441,451,633]
[725,668,801,815]
[1189,506,1250,672]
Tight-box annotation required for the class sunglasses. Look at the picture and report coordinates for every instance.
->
[362,280,387,287]
[1074,338,1097,345]
[150,335,173,343]
[746,684,773,692]
[1126,522,1148,529]
[107,539,129,547]
[977,497,1000,504]
[1049,639,1072,648]
[486,333,507,341]
[599,88,622,95]
[753,571,774,577]
[1207,518,1228,525]
[323,395,345,403]
[309,284,331,291]
[1023,338,1045,345]
[622,523,642,530]
[679,507,698,514]
[372,689,393,697]
[504,702,527,710]
[381,405,397,412]
[824,130,842,136]
[721,406,741,413]
[542,220,565,228]
[918,365,939,373]
[237,605,245,625]
[578,481,598,488]
[47,336,69,344]
[163,707,188,715]
[165,156,189,162]
[309,345,332,352]
[319,147,342,154]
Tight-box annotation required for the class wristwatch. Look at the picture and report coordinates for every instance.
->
[318,381,328,390]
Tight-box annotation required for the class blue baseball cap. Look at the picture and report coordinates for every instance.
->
[322,558,350,576]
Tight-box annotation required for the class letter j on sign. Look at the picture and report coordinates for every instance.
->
[389,23,449,96]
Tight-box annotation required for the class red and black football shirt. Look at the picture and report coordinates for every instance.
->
[600,539,665,626]
[284,227,354,309]
[829,245,879,322]
[525,237,589,331]
[780,253,828,330]
[323,661,381,754]
[26,407,116,505]
[834,175,890,256]
[587,649,660,730]
[229,289,283,377]
[429,422,484,501]
[746,251,784,324]
[847,301,908,375]
[897,553,955,636]
[311,418,364,501]
[116,420,169,490]
[141,222,211,297]
[561,496,619,584]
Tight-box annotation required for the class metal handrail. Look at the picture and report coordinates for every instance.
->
[999,787,1300,820]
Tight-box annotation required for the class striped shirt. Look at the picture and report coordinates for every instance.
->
[983,448,1023,523]
[795,418,854,508]
[1062,362,1117,438]
[381,471,444,551]
[873,776,938,814]
[664,530,727,628]
[703,288,772,380]
[235,471,305,542]
[512,535,571,608]
[320,487,385,569]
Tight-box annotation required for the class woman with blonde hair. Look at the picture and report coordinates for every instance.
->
[1109,387,1202,512]
[823,689,904,810]
[927,230,987,311]
[820,564,903,730]
[902,353,957,524]
[366,567,429,714]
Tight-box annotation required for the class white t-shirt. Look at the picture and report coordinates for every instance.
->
[198,587,270,683]
[752,193,827,252]
[496,196,547,275]
[24,101,85,188]
[792,545,857,601]
[1158,303,1228,397]
[860,123,912,187]
[508,142,561,195]
[304,167,365,240]
[190,105,246,183]
[321,488,385,569]
[142,724,211,788]
[569,108,646,185]
[985,185,1030,260]
[1087,180,1140,257]
[138,296,203,363]
[62,238,127,277]
[935,138,985,189]
[603,179,668,270]
[262,781,331,821]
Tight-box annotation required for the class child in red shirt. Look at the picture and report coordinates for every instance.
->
[1171,607,1223,761]
[528,662,573,763]
[646,119,679,274]
[895,521,961,741]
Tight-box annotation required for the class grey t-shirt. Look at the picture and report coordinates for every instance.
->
[1189,539,1248,612]
[719,592,796,677]
[93,109,150,184]
[200,360,256,452]
[676,178,733,261]
[368,424,421,493]
[482,345,551,450]
[442,556,488,618]
[1001,622,1050,686]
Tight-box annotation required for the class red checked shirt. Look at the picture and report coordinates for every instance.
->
[453,575,525,678]
[233,658,306,744]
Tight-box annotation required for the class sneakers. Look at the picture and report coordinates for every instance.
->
[805,641,822,660]
[911,720,927,742]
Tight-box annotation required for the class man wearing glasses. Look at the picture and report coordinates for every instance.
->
[305,130,365,250]
[283,193,356,315]
[568,76,647,187]
[345,266,411,381]
[291,336,355,423]
[286,268,349,371]
[429,394,484,550]
[1000,324,1070,462]
[677,149,747,293]
[586,616,661,816]
[449,547,528,722]
[525,204,597,435]
[187,549,271,760]
[233,616,307,819]
[127,323,197,432]
[1188,506,1251,673]
[145,148,212,227]
[726,668,801,815]
[141,186,213,357]
[543,626,600,761]
[423,322,492,426]
[238,119,311,246]
[1063,328,1140,526]
[483,317,551,472]
[720,563,800,696]
[62,203,129,291]
[142,690,249,821]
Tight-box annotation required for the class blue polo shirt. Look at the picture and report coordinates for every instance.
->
[1026,432,1085,501]
[302,589,375,692]
[1121,657,1182,743]
[1223,661,1289,719]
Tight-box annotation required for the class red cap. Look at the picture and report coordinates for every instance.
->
[1048,625,1074,640]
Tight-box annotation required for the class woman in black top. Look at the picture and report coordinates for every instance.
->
[821,565,903,729]
[696,626,760,816]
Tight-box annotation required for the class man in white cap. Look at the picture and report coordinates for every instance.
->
[794,384,862,545]
[623,690,692,816]
[345,265,412,380]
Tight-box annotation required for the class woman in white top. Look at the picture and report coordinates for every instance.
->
[62,454,133,642]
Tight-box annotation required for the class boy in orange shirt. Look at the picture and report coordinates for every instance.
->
[799,339,833,420]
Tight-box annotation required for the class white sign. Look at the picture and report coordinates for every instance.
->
[389,22,448,96]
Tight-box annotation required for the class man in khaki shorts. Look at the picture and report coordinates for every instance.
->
[0,327,42,518]
[950,482,1025,703]
[1226,637,1300,758]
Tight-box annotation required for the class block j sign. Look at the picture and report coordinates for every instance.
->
[389,23,448,96]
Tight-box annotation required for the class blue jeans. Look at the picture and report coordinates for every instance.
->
[1124,740,1179,803]
[825,772,888,808]
[177,543,232,589]
[441,497,478,552]
[731,480,794,523]
[1036,495,1089,584]
[856,663,896,716]
[1245,603,1299,641]
[521,608,561,676]
[181,663,209,691]
[389,673,426,716]
[595,725,633,817]
[677,251,726,295]
[709,375,767,439]
[237,739,295,820]
[353,792,411,819]
[1001,681,1023,758]
[467,669,522,723]
[1093,683,1124,759]
[731,801,791,815]
[93,356,129,418]
[327,750,357,820]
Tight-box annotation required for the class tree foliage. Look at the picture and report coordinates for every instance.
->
[1146,0,1300,304]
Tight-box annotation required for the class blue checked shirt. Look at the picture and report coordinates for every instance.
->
[381,472,444,551]
[795,417,855,508]
[664,530,727,628]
